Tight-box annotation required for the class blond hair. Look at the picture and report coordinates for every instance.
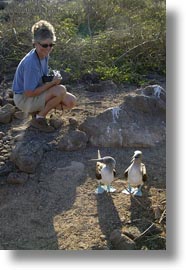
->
[31,20,56,43]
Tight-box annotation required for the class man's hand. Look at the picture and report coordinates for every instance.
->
[52,70,62,85]
[52,76,62,85]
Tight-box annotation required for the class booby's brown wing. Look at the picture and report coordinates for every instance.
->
[124,166,129,179]
[124,161,135,179]
[96,162,104,179]
[113,168,116,177]
[124,170,128,179]
[141,163,147,182]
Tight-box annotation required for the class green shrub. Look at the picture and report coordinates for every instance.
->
[0,0,166,84]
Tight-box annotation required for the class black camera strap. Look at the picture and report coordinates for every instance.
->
[35,49,46,76]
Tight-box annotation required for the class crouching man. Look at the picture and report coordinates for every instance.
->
[12,20,76,132]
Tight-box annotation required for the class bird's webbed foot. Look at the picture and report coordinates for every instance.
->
[104,185,116,193]
[95,185,105,194]
[133,186,142,196]
[122,184,133,194]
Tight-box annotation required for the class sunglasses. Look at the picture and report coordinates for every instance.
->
[38,42,55,48]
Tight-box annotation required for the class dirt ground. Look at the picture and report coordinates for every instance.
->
[0,81,166,250]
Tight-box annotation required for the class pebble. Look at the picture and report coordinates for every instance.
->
[0,156,6,162]
[7,172,29,185]
[0,132,5,139]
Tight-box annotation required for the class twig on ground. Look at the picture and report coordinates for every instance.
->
[134,223,155,241]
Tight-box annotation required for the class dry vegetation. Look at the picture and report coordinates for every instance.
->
[0,0,166,84]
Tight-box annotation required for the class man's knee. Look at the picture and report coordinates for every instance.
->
[70,95,77,108]
[67,100,76,109]
[58,85,67,98]
[63,93,77,109]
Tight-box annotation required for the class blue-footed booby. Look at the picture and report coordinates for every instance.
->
[91,150,116,194]
[122,150,147,196]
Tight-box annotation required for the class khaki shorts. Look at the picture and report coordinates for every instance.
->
[13,92,46,113]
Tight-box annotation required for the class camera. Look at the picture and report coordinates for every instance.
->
[42,75,54,83]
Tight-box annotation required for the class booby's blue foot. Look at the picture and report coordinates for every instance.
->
[133,187,142,196]
[105,185,116,193]
[95,186,105,194]
[122,185,133,194]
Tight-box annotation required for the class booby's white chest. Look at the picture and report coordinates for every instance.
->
[128,165,143,186]
[101,166,114,185]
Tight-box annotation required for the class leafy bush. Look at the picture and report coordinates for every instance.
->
[0,0,166,84]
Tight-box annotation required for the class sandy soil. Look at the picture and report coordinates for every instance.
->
[0,81,166,250]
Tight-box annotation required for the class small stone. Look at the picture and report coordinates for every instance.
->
[100,234,106,240]
[69,117,78,126]
[110,229,136,250]
[0,156,5,162]
[49,115,63,129]
[7,172,29,185]
[57,130,88,151]
[0,132,5,139]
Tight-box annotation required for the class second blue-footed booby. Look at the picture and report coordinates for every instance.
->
[122,150,147,196]
[91,150,116,194]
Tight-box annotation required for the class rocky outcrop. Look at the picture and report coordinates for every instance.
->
[0,103,15,123]
[79,85,166,147]
[10,140,44,173]
[57,129,88,151]
[0,83,166,174]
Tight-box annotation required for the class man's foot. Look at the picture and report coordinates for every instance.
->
[30,117,55,133]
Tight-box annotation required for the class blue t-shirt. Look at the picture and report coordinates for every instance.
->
[12,49,49,94]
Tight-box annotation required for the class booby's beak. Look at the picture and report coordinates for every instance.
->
[89,158,104,162]
[134,154,141,159]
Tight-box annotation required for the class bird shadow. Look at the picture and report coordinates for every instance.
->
[128,185,165,250]
[96,192,122,249]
